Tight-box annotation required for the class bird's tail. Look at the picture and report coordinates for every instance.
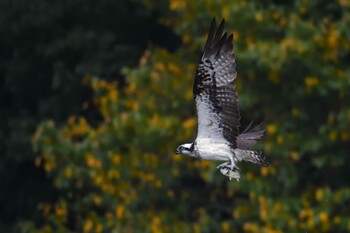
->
[237,121,265,150]
[238,150,269,167]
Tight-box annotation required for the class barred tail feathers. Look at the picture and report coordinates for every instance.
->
[236,149,269,167]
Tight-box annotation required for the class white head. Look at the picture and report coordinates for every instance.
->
[175,143,195,156]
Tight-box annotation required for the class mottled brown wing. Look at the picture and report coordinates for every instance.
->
[194,18,240,147]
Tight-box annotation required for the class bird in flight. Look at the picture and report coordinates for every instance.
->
[175,18,269,181]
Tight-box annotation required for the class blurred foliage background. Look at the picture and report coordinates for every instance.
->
[1,0,350,232]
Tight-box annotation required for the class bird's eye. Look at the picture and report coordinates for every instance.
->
[179,146,184,150]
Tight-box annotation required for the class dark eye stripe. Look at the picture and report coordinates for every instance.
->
[190,143,195,151]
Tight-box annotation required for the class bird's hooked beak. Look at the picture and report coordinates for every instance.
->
[175,148,181,154]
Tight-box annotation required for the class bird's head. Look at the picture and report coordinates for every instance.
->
[175,143,194,156]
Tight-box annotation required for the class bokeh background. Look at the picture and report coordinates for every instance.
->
[1,0,350,232]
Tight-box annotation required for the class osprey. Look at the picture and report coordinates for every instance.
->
[175,18,269,181]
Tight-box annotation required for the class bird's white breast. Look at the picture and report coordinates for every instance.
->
[195,138,232,161]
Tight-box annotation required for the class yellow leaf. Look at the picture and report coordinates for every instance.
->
[170,0,186,10]
[277,135,284,145]
[83,219,93,233]
[221,222,230,233]
[290,150,299,161]
[315,188,324,201]
[116,205,124,219]
[112,153,121,165]
[167,62,181,75]
[183,118,196,129]
[261,167,269,176]
[95,224,103,233]
[64,167,73,178]
[329,130,337,142]
[319,212,329,224]
[305,76,320,89]
[55,205,66,218]
[255,12,263,22]
[266,124,277,135]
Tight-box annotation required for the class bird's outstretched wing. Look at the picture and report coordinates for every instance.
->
[194,18,240,148]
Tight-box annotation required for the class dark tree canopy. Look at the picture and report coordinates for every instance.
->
[0,0,179,231]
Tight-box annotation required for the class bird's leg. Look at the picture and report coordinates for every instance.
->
[217,161,239,173]
[217,162,230,170]
[217,162,231,175]
[229,156,236,171]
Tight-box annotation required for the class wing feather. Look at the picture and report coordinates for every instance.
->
[194,18,240,148]
[237,123,265,150]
